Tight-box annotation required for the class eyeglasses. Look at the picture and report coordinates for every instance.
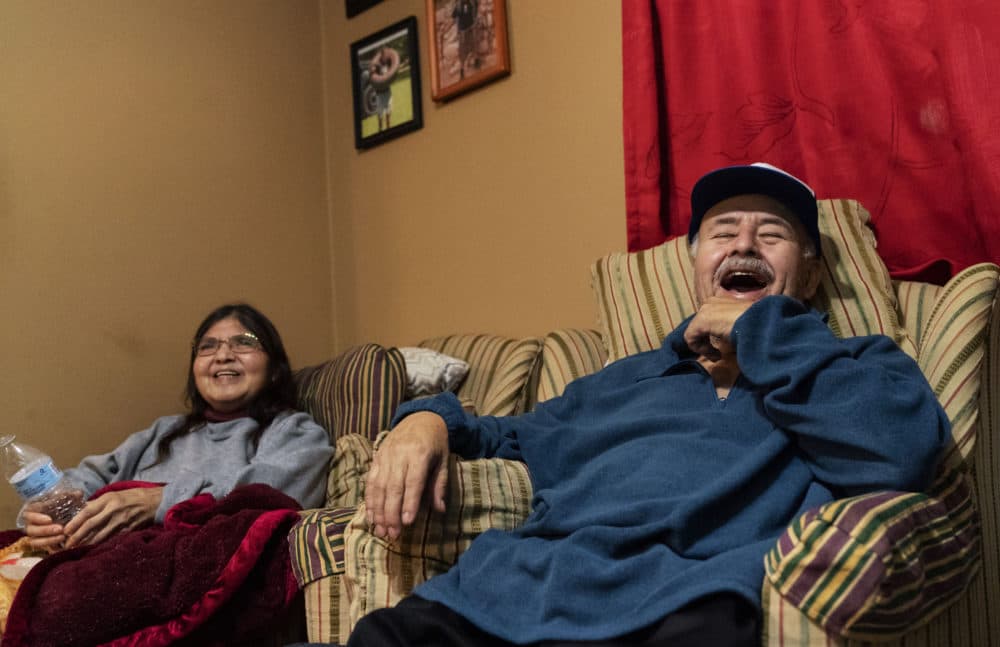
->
[193,332,263,356]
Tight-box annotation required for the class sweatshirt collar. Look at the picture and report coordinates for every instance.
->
[204,408,250,423]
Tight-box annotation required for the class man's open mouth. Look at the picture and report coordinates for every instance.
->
[720,270,769,293]
[716,258,774,294]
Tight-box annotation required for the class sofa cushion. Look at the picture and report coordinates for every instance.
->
[591,199,910,360]
[417,334,542,416]
[529,328,607,405]
[294,343,407,443]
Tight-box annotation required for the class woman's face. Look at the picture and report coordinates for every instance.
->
[192,316,270,413]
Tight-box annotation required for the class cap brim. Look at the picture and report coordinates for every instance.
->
[689,165,821,256]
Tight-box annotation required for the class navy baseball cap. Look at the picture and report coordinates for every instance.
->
[688,162,821,257]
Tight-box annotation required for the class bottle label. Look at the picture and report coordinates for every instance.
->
[9,461,62,500]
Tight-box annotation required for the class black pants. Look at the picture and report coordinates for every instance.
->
[343,593,759,647]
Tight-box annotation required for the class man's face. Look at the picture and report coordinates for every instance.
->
[692,194,820,306]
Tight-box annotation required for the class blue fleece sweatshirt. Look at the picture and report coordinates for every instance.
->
[390,296,949,644]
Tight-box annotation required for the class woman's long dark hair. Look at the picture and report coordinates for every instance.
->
[153,303,298,464]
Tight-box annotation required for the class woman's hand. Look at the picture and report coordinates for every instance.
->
[62,487,164,549]
[22,510,69,553]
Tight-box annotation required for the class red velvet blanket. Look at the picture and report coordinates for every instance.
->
[1,483,303,647]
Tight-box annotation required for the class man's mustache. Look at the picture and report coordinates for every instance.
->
[714,256,774,284]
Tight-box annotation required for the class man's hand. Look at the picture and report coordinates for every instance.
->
[62,487,163,549]
[365,411,449,540]
[685,296,754,360]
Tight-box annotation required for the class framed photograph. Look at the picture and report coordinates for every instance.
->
[346,0,383,19]
[426,0,511,102]
[350,16,424,150]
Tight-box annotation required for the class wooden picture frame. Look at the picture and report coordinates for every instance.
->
[350,16,424,150]
[426,0,511,102]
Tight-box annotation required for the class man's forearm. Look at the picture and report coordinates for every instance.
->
[734,296,949,494]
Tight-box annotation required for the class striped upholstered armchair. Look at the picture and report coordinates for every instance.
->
[591,199,999,646]
[291,198,999,646]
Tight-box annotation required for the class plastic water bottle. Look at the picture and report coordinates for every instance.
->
[0,435,85,528]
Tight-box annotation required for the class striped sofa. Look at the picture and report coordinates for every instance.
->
[289,330,607,644]
[290,198,1000,645]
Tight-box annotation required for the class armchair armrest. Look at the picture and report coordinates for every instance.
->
[326,433,375,510]
[288,432,377,588]
[764,467,980,641]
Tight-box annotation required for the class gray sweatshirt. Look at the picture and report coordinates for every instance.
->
[65,410,332,521]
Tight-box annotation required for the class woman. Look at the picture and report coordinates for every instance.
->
[23,303,333,552]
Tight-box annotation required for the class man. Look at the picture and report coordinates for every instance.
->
[452,0,478,79]
[367,46,398,131]
[356,163,949,646]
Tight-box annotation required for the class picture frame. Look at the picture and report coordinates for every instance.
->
[426,0,511,102]
[346,0,383,19]
[350,16,424,150]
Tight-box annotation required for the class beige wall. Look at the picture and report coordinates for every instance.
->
[1,1,331,521]
[0,0,624,523]
[323,0,625,348]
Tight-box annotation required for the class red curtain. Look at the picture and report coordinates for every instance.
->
[623,0,1000,283]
